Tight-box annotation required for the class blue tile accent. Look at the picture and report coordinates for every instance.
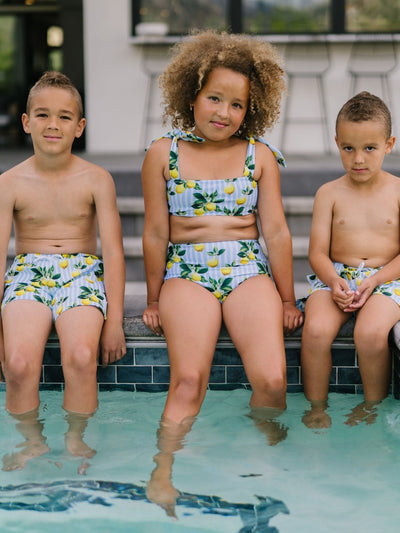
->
[135,347,169,365]
[43,366,64,383]
[338,367,362,385]
[287,366,299,385]
[116,348,134,365]
[31,321,400,395]
[332,348,357,366]
[153,366,170,383]
[117,366,152,383]
[209,366,226,383]
[212,348,241,365]
[43,347,61,365]
[285,348,301,366]
[97,365,116,383]
[227,366,248,384]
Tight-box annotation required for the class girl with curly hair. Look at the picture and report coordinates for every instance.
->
[142,30,303,426]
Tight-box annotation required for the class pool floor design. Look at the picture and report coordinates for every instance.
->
[0,480,288,532]
[1,390,400,533]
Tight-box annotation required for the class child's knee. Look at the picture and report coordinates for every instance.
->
[302,315,337,345]
[169,372,206,405]
[5,351,38,384]
[354,322,389,351]
[63,344,97,376]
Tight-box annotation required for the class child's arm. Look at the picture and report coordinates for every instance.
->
[94,167,126,365]
[308,185,354,311]
[0,171,16,379]
[257,144,303,333]
[141,141,170,336]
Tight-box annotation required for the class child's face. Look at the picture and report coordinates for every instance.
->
[192,67,249,141]
[335,119,395,183]
[22,87,86,155]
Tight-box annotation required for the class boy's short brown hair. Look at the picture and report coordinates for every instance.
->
[26,71,83,119]
[336,91,392,139]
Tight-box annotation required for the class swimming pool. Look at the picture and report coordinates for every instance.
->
[1,389,399,533]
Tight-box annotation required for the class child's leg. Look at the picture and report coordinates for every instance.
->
[55,306,104,414]
[2,301,53,414]
[301,291,350,401]
[159,278,222,423]
[222,276,288,444]
[2,408,50,471]
[222,275,286,410]
[354,294,400,401]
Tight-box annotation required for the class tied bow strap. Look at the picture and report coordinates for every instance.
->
[148,128,287,168]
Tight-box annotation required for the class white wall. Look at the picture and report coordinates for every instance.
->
[82,0,400,155]
[83,0,145,153]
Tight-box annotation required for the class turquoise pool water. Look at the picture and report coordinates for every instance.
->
[0,390,400,532]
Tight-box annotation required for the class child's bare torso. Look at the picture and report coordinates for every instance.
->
[329,173,400,268]
[9,156,98,255]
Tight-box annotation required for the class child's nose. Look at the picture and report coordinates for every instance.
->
[354,150,364,162]
[47,116,59,128]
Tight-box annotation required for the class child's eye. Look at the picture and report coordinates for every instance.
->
[365,146,375,152]
[36,113,47,118]
[60,115,72,120]
[233,102,243,109]
[209,96,219,102]
[343,146,353,152]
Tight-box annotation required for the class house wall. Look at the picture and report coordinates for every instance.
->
[82,0,400,155]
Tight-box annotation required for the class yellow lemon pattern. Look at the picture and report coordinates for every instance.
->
[306,261,400,307]
[2,253,107,319]
[163,131,282,217]
[164,240,270,303]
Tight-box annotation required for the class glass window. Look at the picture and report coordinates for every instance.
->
[346,0,400,33]
[243,0,330,34]
[137,0,228,35]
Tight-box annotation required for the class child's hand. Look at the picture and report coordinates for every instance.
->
[100,319,127,366]
[282,301,303,334]
[142,302,164,336]
[331,278,354,311]
[344,277,375,311]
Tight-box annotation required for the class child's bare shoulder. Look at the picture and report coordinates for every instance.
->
[71,155,115,188]
[315,175,346,198]
[0,157,33,187]
[145,137,171,158]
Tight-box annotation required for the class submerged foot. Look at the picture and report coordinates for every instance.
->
[302,400,331,430]
[345,401,380,427]
[2,440,50,471]
[65,434,96,459]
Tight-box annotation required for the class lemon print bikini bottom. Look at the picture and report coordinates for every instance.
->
[306,261,400,306]
[2,253,107,320]
[164,239,271,303]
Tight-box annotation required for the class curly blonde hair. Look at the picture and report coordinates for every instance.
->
[159,30,286,138]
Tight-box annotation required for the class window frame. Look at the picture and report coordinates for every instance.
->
[131,0,399,36]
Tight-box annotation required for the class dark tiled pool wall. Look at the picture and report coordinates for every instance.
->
[0,339,379,395]
[0,319,398,396]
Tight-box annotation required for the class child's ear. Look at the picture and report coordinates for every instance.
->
[75,117,86,139]
[386,135,396,154]
[21,113,30,134]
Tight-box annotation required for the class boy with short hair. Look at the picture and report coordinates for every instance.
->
[0,71,126,466]
[301,91,400,427]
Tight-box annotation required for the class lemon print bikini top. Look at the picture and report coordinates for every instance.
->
[152,129,286,217]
